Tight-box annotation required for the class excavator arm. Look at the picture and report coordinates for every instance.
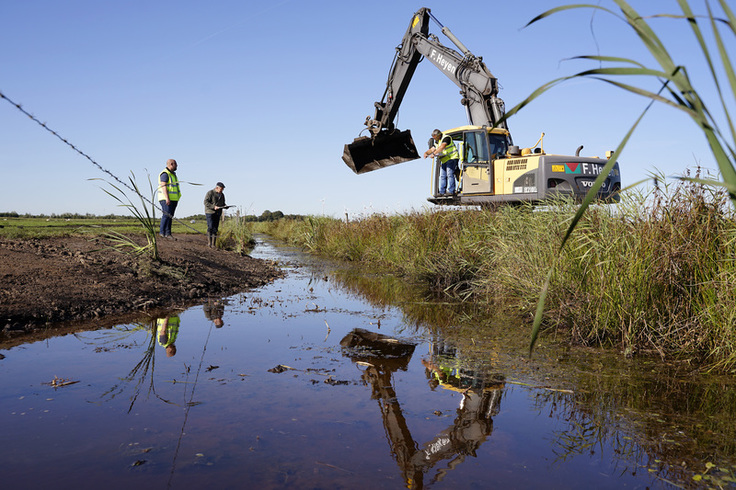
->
[343,7,508,174]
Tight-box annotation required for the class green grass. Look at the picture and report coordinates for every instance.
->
[258,176,736,371]
[517,0,736,355]
[0,216,208,239]
[0,214,255,259]
[218,216,256,254]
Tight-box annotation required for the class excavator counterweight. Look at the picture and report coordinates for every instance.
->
[343,129,419,174]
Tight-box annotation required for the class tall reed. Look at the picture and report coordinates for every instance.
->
[549,171,736,360]
[217,214,255,254]
[91,173,160,260]
[260,181,736,370]
[517,0,736,354]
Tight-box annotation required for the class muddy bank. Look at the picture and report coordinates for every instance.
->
[0,234,283,340]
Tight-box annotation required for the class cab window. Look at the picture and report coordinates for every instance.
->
[488,134,508,159]
[463,131,489,164]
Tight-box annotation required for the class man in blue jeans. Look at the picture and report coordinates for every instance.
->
[158,159,180,237]
[423,129,459,196]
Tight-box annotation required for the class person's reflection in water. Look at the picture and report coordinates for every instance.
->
[203,298,226,328]
[420,355,503,475]
[156,315,180,357]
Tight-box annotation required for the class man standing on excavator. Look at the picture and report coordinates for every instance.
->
[423,129,459,196]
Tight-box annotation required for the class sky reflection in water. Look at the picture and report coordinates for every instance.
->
[1,237,725,489]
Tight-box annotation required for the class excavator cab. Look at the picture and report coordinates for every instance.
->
[342,129,420,174]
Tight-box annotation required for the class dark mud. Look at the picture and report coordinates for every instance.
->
[0,234,283,343]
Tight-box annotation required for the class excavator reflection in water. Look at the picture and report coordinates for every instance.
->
[340,328,504,488]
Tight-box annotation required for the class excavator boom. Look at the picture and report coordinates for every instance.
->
[343,7,505,174]
[342,9,430,173]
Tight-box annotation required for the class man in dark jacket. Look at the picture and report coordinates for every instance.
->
[203,182,227,247]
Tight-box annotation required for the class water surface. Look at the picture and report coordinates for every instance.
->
[2,236,735,489]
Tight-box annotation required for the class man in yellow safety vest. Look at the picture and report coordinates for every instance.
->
[158,159,181,238]
[423,129,460,196]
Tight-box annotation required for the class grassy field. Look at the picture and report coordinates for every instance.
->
[0,214,254,256]
[254,177,736,371]
[0,216,208,239]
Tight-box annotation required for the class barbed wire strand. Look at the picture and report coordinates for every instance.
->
[0,89,204,235]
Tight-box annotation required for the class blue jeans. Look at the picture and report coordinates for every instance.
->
[440,158,458,195]
[159,200,178,236]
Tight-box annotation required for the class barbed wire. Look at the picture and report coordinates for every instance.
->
[0,89,203,234]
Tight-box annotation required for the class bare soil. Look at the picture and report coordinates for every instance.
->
[0,234,284,344]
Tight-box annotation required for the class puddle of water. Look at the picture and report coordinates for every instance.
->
[1,236,735,489]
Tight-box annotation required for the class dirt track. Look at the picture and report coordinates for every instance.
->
[0,234,283,343]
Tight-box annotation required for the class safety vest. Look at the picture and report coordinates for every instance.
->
[435,136,459,163]
[158,169,181,201]
[156,316,180,347]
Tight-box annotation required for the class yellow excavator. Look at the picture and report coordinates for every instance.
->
[343,7,621,206]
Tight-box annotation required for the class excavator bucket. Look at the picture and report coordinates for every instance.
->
[340,328,416,370]
[342,129,419,174]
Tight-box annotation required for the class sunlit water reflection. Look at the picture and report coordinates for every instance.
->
[2,236,735,489]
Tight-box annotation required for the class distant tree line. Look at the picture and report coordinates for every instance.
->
[2,210,306,221]
[243,210,308,221]
[186,210,303,222]
[0,212,133,219]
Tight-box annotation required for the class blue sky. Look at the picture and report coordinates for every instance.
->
[1,1,731,218]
